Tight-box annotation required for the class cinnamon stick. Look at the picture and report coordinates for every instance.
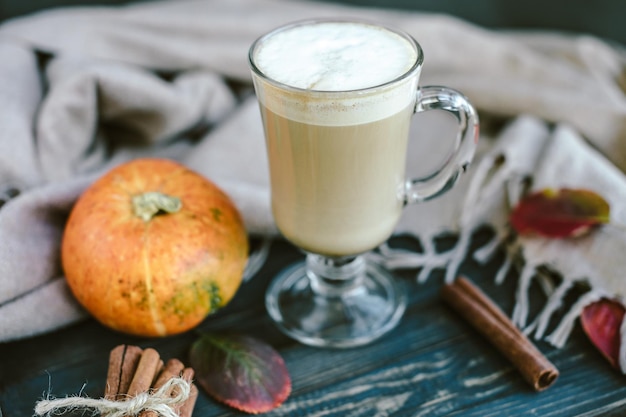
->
[178,367,198,417]
[104,344,143,400]
[127,348,162,396]
[154,359,185,389]
[441,277,559,391]
[140,359,186,417]
[179,383,199,417]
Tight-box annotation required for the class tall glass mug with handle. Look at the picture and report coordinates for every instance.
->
[249,19,479,348]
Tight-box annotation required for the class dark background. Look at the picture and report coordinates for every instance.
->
[2,0,626,47]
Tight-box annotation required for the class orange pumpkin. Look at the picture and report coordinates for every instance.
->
[62,158,249,337]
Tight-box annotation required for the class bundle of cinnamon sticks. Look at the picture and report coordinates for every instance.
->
[105,345,198,416]
[441,277,559,391]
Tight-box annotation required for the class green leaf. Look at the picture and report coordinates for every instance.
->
[509,188,610,238]
[189,332,291,414]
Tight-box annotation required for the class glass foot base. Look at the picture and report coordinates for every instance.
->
[265,257,406,348]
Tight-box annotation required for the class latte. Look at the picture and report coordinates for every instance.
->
[250,21,421,256]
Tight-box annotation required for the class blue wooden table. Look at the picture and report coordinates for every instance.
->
[1,232,625,416]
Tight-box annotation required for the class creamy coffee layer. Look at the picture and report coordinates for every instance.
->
[262,105,411,256]
[252,21,420,126]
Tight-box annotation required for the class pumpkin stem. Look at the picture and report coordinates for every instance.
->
[132,191,182,222]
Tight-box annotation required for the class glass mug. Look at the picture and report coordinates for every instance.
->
[249,19,479,348]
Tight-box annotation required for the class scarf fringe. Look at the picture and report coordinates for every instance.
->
[545,289,605,348]
[529,279,574,340]
[372,239,455,284]
[512,261,538,329]
[376,222,610,354]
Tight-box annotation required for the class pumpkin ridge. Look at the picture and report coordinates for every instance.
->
[142,224,167,336]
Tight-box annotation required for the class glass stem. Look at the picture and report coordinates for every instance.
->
[306,254,365,297]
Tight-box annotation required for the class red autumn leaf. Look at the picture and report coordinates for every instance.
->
[510,188,610,238]
[189,332,291,414]
[580,299,625,370]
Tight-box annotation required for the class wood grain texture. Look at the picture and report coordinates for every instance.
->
[1,235,626,416]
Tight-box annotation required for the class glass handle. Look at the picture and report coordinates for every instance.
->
[404,86,479,204]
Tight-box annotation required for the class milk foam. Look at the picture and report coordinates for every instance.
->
[254,22,417,91]
[251,21,421,126]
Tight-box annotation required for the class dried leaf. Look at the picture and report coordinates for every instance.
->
[189,332,291,414]
[581,299,625,370]
[510,188,610,238]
